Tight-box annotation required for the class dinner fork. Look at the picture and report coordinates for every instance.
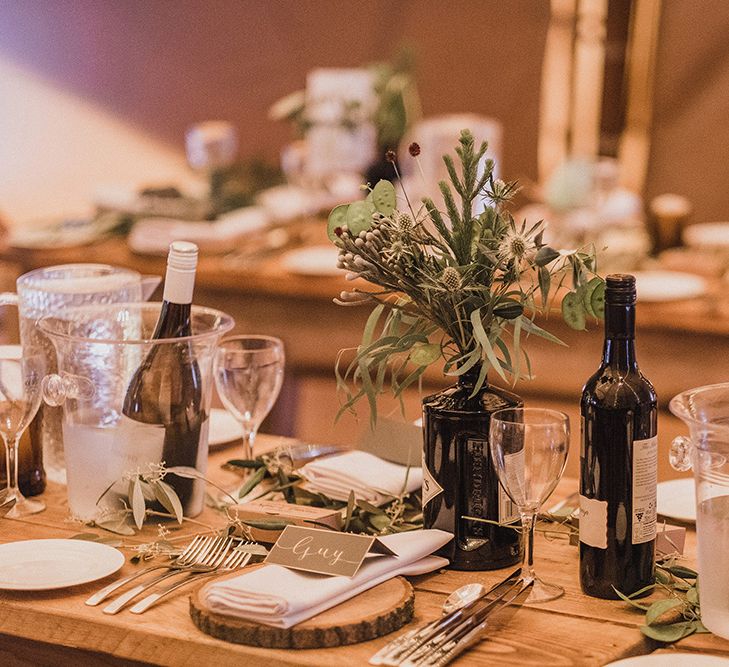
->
[102,536,234,614]
[85,534,216,606]
[129,544,253,614]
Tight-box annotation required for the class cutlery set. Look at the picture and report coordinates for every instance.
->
[370,568,531,667]
[86,534,253,614]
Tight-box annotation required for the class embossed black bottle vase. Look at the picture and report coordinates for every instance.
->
[422,366,523,570]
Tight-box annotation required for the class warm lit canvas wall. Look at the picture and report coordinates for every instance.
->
[0,0,549,223]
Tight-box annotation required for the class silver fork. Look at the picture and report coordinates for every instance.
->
[85,534,214,606]
[102,536,233,614]
[129,544,253,614]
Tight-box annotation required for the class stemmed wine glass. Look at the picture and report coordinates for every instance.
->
[0,345,46,517]
[213,335,285,464]
[490,407,570,603]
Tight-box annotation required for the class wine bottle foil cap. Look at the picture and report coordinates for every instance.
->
[605,273,636,304]
[167,241,198,272]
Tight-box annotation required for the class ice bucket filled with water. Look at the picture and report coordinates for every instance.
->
[670,382,729,640]
[38,302,234,521]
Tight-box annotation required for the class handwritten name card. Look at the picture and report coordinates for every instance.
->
[264,525,397,577]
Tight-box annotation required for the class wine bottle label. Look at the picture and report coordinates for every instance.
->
[499,449,523,524]
[632,435,658,544]
[579,495,608,549]
[421,451,444,508]
[499,485,519,524]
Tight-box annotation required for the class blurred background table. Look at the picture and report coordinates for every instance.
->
[2,233,728,481]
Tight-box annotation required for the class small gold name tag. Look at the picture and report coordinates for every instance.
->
[264,525,396,577]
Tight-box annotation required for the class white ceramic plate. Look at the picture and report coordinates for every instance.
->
[632,270,708,302]
[208,408,241,449]
[606,654,729,666]
[657,478,696,523]
[0,539,125,590]
[280,246,343,276]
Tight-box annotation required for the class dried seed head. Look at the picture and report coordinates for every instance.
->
[441,266,462,290]
[385,149,397,163]
[394,211,414,234]
[408,142,421,157]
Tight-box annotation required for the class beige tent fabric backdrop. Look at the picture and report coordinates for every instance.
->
[646,0,729,224]
[0,1,726,223]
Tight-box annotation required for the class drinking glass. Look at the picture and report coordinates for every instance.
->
[213,336,285,463]
[490,407,570,603]
[0,345,46,517]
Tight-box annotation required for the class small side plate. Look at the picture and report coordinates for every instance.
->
[0,539,124,590]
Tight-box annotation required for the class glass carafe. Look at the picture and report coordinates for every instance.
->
[2,263,160,485]
[669,382,729,640]
[38,302,233,521]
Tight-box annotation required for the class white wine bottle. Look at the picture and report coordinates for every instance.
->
[122,241,206,515]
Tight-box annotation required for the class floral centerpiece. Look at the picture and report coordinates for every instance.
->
[327,129,603,569]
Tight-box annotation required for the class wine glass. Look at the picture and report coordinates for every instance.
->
[490,407,570,603]
[0,345,46,517]
[213,335,285,463]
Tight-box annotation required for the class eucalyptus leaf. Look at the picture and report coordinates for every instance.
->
[645,598,684,626]
[242,519,292,531]
[409,342,441,366]
[666,565,698,579]
[95,512,135,536]
[166,466,203,480]
[686,586,699,605]
[238,466,267,499]
[640,621,695,642]
[344,490,355,531]
[369,512,392,532]
[356,498,384,514]
[153,480,184,524]
[612,586,652,611]
[131,477,146,530]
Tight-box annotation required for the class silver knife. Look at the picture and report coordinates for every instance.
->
[423,578,534,667]
[369,567,522,666]
[400,576,526,666]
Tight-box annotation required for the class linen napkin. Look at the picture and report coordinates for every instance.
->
[298,450,422,505]
[201,529,452,628]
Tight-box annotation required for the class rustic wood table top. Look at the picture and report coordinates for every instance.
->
[1,435,728,666]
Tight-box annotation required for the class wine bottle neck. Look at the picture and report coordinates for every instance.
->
[602,303,637,368]
[163,260,196,305]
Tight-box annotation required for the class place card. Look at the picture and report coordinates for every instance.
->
[233,499,341,543]
[264,525,397,577]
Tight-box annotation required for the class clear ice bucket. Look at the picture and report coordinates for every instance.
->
[2,263,160,484]
[38,302,234,521]
[670,382,729,640]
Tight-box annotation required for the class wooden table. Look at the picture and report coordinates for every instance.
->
[1,435,728,666]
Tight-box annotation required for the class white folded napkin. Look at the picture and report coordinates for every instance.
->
[298,450,423,505]
[127,206,270,255]
[201,529,452,628]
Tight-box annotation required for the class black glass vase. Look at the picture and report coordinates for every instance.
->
[422,368,523,570]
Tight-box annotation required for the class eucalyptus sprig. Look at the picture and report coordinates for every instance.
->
[224,457,423,536]
[327,129,603,422]
[615,559,710,642]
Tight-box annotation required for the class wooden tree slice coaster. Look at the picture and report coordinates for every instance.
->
[190,573,414,649]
